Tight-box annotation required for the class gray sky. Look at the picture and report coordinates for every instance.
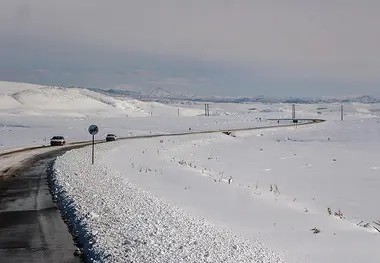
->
[0,0,379,97]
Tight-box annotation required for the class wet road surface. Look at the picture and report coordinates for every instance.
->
[0,149,81,263]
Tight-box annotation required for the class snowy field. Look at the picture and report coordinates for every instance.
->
[2,81,380,262]
[53,118,380,263]
[1,81,377,151]
[0,81,325,151]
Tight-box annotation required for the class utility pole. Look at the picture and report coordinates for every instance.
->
[340,104,344,121]
[292,104,296,119]
[205,104,210,116]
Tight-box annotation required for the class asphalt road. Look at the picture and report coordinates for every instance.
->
[0,148,83,263]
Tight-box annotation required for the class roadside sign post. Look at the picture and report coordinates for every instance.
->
[92,135,95,164]
[88,125,99,164]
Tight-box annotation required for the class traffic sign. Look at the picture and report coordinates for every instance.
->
[88,125,99,135]
[88,125,99,164]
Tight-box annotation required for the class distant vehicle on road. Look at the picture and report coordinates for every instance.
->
[106,134,117,141]
[50,136,66,146]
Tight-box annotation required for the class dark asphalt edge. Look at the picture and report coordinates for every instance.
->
[0,145,48,157]
[0,142,108,180]
[46,144,111,263]
[0,140,104,158]
[48,158,105,263]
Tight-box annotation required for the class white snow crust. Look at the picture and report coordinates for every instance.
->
[52,144,285,262]
[53,118,380,263]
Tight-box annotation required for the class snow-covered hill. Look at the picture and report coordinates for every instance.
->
[0,81,203,117]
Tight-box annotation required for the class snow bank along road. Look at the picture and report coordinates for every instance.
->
[0,119,323,262]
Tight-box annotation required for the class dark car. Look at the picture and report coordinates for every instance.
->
[50,136,66,146]
[106,134,117,141]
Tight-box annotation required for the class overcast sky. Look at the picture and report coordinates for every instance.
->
[0,0,379,97]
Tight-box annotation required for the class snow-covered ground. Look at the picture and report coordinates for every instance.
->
[2,81,380,150]
[53,119,380,262]
[2,81,380,262]
[52,145,286,262]
[1,81,377,151]
[0,81,292,150]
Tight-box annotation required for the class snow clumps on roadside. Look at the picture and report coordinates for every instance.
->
[51,143,286,262]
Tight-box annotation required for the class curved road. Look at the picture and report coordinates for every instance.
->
[0,119,325,262]
[0,145,88,263]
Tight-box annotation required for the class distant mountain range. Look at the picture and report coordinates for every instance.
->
[82,87,380,104]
